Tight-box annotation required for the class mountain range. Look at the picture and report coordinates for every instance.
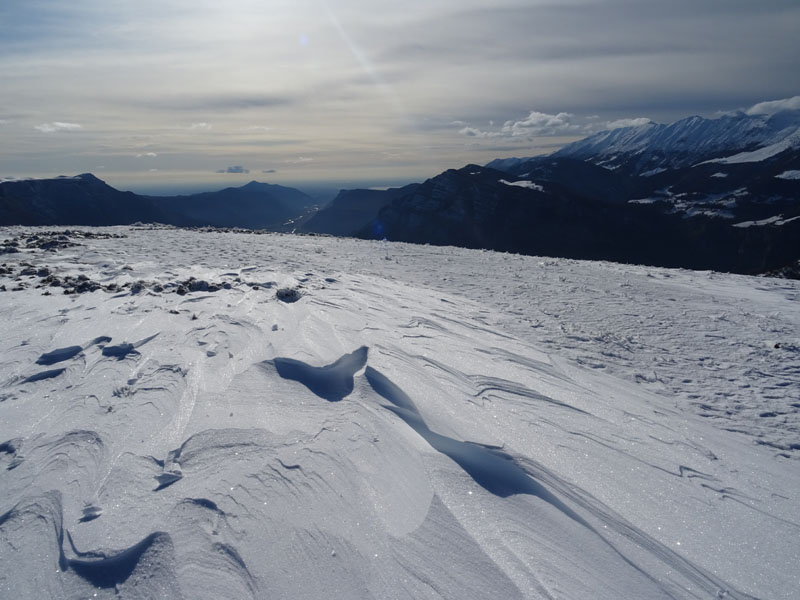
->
[0,175,316,230]
[348,107,800,274]
[2,106,798,274]
[520,108,800,175]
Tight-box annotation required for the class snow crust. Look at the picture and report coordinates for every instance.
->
[1,226,798,599]
[776,170,800,180]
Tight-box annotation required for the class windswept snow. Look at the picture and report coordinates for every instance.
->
[703,127,800,164]
[776,170,800,180]
[0,226,798,599]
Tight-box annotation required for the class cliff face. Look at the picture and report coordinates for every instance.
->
[301,184,419,237]
[358,164,800,275]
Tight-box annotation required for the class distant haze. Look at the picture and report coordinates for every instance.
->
[124,178,416,200]
[1,1,798,189]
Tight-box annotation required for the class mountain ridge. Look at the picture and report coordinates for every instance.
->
[0,174,316,230]
[3,102,799,275]
[516,107,800,175]
[354,163,800,274]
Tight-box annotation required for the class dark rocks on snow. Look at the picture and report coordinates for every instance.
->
[175,278,222,295]
[276,287,303,303]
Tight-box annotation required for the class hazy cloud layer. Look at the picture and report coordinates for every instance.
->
[1,0,798,188]
[746,96,800,116]
[34,122,82,133]
[604,118,653,129]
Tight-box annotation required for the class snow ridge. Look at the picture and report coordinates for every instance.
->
[551,109,800,172]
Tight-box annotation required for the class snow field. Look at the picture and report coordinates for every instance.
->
[0,226,798,599]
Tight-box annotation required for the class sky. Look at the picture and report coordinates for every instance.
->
[1,0,799,194]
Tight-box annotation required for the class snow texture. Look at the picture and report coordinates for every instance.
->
[0,226,798,600]
[553,110,800,172]
[703,127,800,164]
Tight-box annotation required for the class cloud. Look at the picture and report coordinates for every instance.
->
[143,94,292,112]
[459,126,500,139]
[286,157,314,164]
[459,110,659,142]
[216,166,249,174]
[745,96,800,116]
[136,152,158,158]
[34,121,82,133]
[3,2,799,183]
[501,111,581,137]
[459,110,583,140]
[458,126,478,137]
[604,117,653,129]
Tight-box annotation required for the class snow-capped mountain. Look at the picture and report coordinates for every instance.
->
[447,101,799,274]
[3,101,799,276]
[550,109,800,174]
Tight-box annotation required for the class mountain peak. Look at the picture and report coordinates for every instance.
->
[76,173,105,183]
[241,180,272,190]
